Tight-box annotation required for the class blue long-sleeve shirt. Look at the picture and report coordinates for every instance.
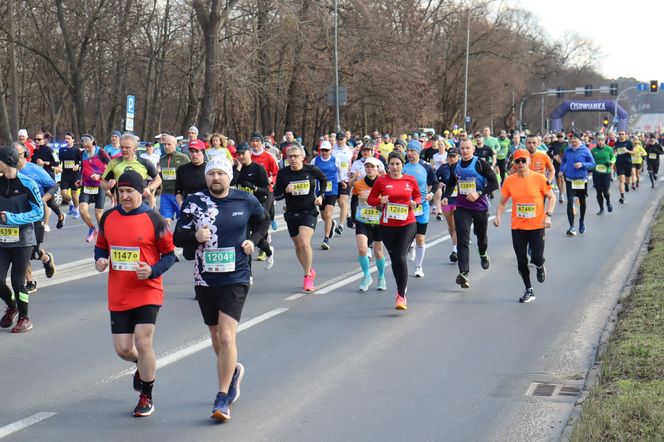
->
[560,144,595,180]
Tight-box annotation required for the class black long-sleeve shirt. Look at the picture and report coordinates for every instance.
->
[231,162,270,207]
[274,165,327,213]
[175,162,207,199]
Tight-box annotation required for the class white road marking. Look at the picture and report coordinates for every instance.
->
[101,308,289,383]
[0,412,57,439]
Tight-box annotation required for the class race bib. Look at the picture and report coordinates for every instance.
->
[386,203,409,221]
[64,160,75,169]
[341,162,349,170]
[571,179,587,190]
[326,181,332,192]
[203,247,235,273]
[0,226,19,243]
[458,179,476,195]
[110,246,140,271]
[358,206,380,224]
[413,204,424,217]
[595,164,608,173]
[291,180,310,196]
[84,186,99,195]
[649,153,658,160]
[162,168,176,180]
[616,147,627,155]
[450,186,459,198]
[516,203,536,219]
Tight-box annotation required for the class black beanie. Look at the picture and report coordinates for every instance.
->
[0,146,19,168]
[117,170,145,193]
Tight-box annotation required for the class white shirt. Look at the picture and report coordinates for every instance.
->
[331,144,354,181]
[350,157,385,179]
[432,152,447,170]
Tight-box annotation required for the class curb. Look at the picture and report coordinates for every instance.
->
[560,195,664,441]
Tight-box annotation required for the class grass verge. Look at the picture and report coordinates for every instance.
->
[571,207,664,440]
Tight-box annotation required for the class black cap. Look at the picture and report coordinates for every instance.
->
[394,139,407,148]
[447,147,459,156]
[336,133,346,141]
[236,142,251,153]
[117,170,145,193]
[569,131,580,139]
[250,131,263,142]
[0,146,19,168]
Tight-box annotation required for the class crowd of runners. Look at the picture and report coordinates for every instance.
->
[0,124,660,420]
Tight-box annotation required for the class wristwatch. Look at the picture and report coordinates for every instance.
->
[545,212,553,217]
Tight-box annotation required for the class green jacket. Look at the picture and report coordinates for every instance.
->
[591,145,615,174]
[159,151,190,194]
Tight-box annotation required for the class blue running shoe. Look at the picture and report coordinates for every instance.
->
[271,219,278,231]
[227,363,245,404]
[211,392,231,421]
[359,275,372,292]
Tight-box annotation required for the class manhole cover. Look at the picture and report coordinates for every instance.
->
[527,382,581,398]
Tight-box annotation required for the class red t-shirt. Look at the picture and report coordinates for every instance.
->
[367,174,421,227]
[251,151,279,189]
[96,208,174,311]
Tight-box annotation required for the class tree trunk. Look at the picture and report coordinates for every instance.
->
[7,0,19,136]
[0,75,12,143]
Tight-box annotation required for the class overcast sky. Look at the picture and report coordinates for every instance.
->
[515,0,662,83]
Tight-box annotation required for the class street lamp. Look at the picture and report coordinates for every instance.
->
[463,9,470,132]
[334,0,341,133]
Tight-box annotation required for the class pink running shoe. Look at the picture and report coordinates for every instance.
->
[395,294,408,310]
[303,268,316,292]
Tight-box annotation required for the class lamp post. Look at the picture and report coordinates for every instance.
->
[463,9,470,132]
[334,0,341,133]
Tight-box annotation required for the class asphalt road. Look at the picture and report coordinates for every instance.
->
[1,180,662,441]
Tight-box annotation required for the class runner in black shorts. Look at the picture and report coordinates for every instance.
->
[613,130,634,203]
[311,140,341,250]
[174,158,269,421]
[274,144,327,292]
[58,132,83,219]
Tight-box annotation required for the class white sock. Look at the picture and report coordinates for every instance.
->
[415,245,426,267]
[452,245,457,253]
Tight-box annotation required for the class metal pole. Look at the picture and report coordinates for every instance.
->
[463,9,470,132]
[519,97,526,131]
[334,0,341,133]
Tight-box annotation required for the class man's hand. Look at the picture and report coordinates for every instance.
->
[241,240,254,255]
[409,200,418,210]
[285,184,294,193]
[441,198,448,206]
[425,192,433,202]
[493,217,501,227]
[135,261,152,280]
[95,258,109,272]
[379,195,389,205]
[314,196,323,206]
[574,162,582,169]
[36,158,44,166]
[544,215,552,229]
[195,224,212,243]
[466,191,480,202]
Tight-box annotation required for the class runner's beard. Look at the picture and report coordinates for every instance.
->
[209,182,227,196]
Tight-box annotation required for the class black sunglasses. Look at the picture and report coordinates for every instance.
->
[514,158,527,164]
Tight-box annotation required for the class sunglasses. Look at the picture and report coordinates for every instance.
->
[514,158,527,164]
[35,138,43,141]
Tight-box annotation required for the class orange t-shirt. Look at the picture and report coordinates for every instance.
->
[529,151,553,176]
[501,171,550,230]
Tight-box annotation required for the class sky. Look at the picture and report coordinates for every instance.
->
[514,0,663,82]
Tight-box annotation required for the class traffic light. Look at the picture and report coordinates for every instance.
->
[584,84,592,97]
[603,117,609,127]
[610,83,618,96]
[650,80,658,93]
[556,87,563,98]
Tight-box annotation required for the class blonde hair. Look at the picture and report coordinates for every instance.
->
[210,133,227,148]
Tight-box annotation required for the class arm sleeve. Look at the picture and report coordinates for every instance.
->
[173,196,199,252]
[478,160,499,195]
[149,227,177,278]
[175,167,185,195]
[248,198,270,245]
[425,164,438,194]
[273,169,286,201]
[5,178,44,225]
[94,215,110,260]
[367,178,382,206]
[313,166,327,197]
[253,166,270,200]
[442,164,459,199]
[411,176,422,204]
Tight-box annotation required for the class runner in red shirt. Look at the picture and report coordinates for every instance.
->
[368,151,421,310]
[94,170,176,418]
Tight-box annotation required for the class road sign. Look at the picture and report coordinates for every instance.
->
[327,86,347,106]
[465,116,471,123]
[547,89,557,96]
[126,117,134,132]
[126,95,135,118]
[599,86,610,94]
[637,83,648,91]
[575,87,584,95]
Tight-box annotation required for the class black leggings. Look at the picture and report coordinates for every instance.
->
[565,181,587,227]
[593,173,611,210]
[47,197,62,218]
[0,247,34,318]
[380,223,417,296]
[647,159,660,186]
[496,158,507,184]
[267,193,275,221]
[454,207,489,274]
[511,229,545,289]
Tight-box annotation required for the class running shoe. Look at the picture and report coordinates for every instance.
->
[320,238,330,250]
[211,392,230,421]
[334,224,344,236]
[619,196,624,204]
[566,227,577,237]
[359,275,373,292]
[436,213,443,221]
[449,251,458,263]
[407,243,416,262]
[395,294,408,310]
[72,208,80,219]
[519,288,536,303]
[625,185,630,193]
[12,317,33,333]
[265,247,275,270]
[596,209,604,216]
[0,307,18,328]
[68,204,75,215]
[346,217,355,229]
[607,202,613,213]
[271,219,278,231]
[43,224,51,232]
[228,363,245,404]
[256,251,267,261]
[456,272,470,289]
[133,369,141,392]
[25,281,38,294]
[56,213,66,229]
[85,226,97,242]
[133,393,154,417]
[480,254,490,270]
[303,268,316,292]
[579,223,586,234]
[413,266,424,278]
[43,253,56,278]
[536,265,546,283]
[329,220,337,239]
[558,195,564,204]
[377,277,387,291]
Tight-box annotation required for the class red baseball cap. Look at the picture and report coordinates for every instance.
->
[188,139,206,150]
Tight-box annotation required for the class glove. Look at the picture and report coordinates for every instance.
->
[240,181,256,191]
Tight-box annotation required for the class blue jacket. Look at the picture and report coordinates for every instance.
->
[20,162,57,197]
[560,144,595,180]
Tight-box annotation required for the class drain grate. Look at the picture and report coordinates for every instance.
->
[527,382,581,398]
